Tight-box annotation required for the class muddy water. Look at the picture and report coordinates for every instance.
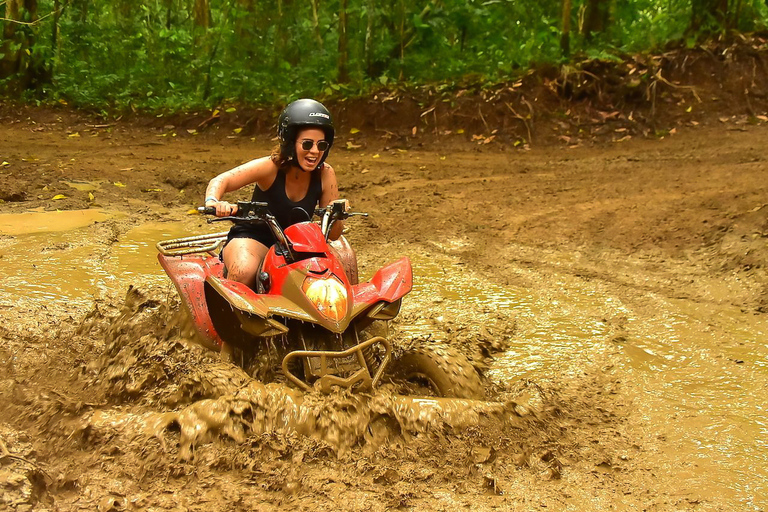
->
[409,249,766,509]
[623,298,768,508]
[3,208,764,508]
[108,221,209,284]
[407,253,613,377]
[0,209,117,306]
[0,210,211,306]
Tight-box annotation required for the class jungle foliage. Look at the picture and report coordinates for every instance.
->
[2,0,767,110]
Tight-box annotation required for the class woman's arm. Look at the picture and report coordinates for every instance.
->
[319,164,346,240]
[205,156,276,216]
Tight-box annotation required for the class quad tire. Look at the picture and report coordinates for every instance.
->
[393,342,484,399]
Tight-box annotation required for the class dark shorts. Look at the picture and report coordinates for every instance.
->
[220,223,275,261]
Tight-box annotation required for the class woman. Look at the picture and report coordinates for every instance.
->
[204,99,345,289]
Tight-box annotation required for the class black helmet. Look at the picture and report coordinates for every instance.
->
[277,99,335,170]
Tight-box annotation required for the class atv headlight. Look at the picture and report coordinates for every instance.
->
[302,274,348,322]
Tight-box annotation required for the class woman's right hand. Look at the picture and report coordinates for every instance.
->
[205,199,239,217]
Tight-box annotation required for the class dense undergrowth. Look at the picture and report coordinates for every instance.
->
[2,0,768,113]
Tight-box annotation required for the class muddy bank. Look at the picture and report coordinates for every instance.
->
[5,36,768,149]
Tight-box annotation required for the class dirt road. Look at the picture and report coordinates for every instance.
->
[0,111,766,511]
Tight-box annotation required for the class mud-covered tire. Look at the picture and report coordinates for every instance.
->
[393,342,484,399]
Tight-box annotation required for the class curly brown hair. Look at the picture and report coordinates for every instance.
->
[270,144,291,170]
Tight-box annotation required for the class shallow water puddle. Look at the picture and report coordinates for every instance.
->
[107,222,206,283]
[622,298,768,507]
[0,207,112,235]
[2,210,764,507]
[406,251,766,509]
[406,254,617,378]
[0,209,117,305]
[0,211,207,306]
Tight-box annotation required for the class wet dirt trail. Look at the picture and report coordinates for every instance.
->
[1,114,767,511]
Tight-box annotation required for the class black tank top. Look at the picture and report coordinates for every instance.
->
[251,167,323,229]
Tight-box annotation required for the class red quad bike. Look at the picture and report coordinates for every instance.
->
[157,200,483,398]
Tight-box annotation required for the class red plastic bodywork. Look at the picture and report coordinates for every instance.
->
[158,221,412,349]
[157,253,226,350]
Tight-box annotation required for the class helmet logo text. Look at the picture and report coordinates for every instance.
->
[308,112,330,119]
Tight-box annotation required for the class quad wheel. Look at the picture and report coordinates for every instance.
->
[392,342,484,399]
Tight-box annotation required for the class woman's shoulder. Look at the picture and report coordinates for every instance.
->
[246,155,279,189]
[251,155,280,174]
[251,155,280,169]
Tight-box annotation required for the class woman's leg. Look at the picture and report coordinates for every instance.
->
[218,238,270,362]
[221,238,270,290]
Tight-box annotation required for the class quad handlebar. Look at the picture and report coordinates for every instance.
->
[198,199,366,263]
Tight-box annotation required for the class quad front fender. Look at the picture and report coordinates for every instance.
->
[351,257,412,318]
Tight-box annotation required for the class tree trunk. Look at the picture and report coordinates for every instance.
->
[1,0,21,80]
[398,0,405,78]
[731,0,743,30]
[581,0,610,38]
[165,0,174,29]
[338,0,349,83]
[51,0,63,75]
[561,0,572,57]
[310,0,323,47]
[364,0,375,78]
[1,0,39,87]
[118,0,132,23]
[194,0,211,28]
[272,0,283,67]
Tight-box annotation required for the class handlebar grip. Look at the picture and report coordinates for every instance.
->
[198,206,216,215]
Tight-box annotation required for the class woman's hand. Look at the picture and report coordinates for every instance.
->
[329,198,350,212]
[205,198,238,217]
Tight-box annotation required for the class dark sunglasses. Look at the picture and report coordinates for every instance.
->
[300,139,330,151]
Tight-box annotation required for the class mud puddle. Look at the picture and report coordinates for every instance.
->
[620,297,768,508]
[399,243,766,509]
[0,210,214,307]
[1,229,628,510]
[405,251,614,379]
[3,216,765,510]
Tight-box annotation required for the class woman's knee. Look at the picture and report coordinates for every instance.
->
[223,239,267,285]
[226,258,259,283]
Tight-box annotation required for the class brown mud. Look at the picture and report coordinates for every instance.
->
[2,40,768,511]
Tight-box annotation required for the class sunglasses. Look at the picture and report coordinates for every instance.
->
[300,139,330,151]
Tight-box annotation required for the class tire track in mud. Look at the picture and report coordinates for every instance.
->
[0,281,639,511]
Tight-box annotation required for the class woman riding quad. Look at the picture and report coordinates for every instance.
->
[204,99,347,290]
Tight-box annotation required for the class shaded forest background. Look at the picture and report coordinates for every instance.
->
[2,0,768,112]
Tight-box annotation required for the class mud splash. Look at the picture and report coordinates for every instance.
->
[2,277,635,511]
[71,287,523,460]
